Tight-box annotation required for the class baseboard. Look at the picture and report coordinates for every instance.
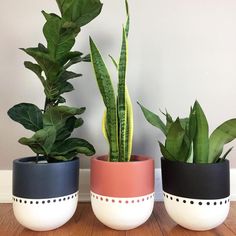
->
[1,169,236,203]
[0,171,12,203]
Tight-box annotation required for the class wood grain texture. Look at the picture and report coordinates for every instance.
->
[224,202,236,234]
[153,202,236,236]
[0,202,235,235]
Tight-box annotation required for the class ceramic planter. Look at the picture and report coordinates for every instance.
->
[161,158,230,231]
[90,155,155,230]
[12,157,80,231]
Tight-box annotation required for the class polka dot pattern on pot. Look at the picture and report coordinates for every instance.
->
[163,192,230,206]
[12,191,78,205]
[162,190,230,231]
[90,191,155,204]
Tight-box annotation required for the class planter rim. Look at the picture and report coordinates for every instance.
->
[161,157,229,166]
[13,156,79,166]
[92,154,153,165]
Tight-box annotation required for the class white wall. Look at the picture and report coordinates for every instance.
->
[1,0,236,169]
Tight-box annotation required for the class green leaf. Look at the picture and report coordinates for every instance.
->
[57,96,66,104]
[19,126,56,155]
[24,61,45,86]
[8,103,43,132]
[44,82,61,100]
[165,118,185,160]
[175,111,193,162]
[59,70,82,81]
[42,11,79,60]
[56,0,103,27]
[50,151,78,161]
[63,53,88,69]
[186,143,193,163]
[51,138,95,156]
[75,117,84,128]
[138,102,167,136]
[125,87,133,161]
[159,142,176,161]
[81,54,91,62]
[118,27,128,161]
[55,117,83,142]
[89,37,119,161]
[56,116,77,141]
[60,51,83,66]
[219,147,233,162]
[59,81,74,94]
[44,78,76,100]
[109,55,118,69]
[193,101,209,163]
[89,38,116,110]
[179,118,189,130]
[160,110,173,133]
[102,110,109,142]
[125,0,130,37]
[56,0,73,16]
[38,43,48,52]
[209,119,236,163]
[188,107,197,141]
[43,106,85,130]
[21,47,60,81]
[178,134,192,162]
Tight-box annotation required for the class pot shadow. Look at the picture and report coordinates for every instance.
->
[168,224,210,235]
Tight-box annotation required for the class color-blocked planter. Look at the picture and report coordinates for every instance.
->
[90,155,155,230]
[161,158,230,231]
[12,157,80,231]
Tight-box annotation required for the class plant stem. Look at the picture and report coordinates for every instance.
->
[44,98,49,112]
[44,98,54,112]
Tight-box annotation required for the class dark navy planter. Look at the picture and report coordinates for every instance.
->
[161,158,230,231]
[12,156,80,231]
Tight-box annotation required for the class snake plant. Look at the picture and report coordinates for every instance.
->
[138,100,236,163]
[7,0,103,162]
[90,0,133,162]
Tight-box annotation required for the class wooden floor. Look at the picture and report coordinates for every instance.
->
[0,202,235,235]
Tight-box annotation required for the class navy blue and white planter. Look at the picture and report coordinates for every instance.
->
[12,157,80,231]
[161,158,230,231]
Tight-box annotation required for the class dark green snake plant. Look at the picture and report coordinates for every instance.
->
[90,0,133,162]
[139,100,236,163]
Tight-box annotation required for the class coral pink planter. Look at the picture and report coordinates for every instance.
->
[90,155,155,230]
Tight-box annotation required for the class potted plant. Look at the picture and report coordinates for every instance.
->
[138,100,236,231]
[7,0,102,231]
[89,0,154,230]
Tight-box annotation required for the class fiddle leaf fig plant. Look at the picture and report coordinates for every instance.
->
[138,100,236,163]
[7,0,103,162]
[89,0,133,162]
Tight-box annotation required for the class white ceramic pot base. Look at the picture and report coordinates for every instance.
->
[13,191,78,231]
[91,191,155,230]
[163,191,230,231]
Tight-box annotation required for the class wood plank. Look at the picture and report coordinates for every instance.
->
[0,204,27,236]
[153,202,235,236]
[0,203,96,236]
[0,203,11,216]
[0,202,236,235]
[224,202,236,234]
